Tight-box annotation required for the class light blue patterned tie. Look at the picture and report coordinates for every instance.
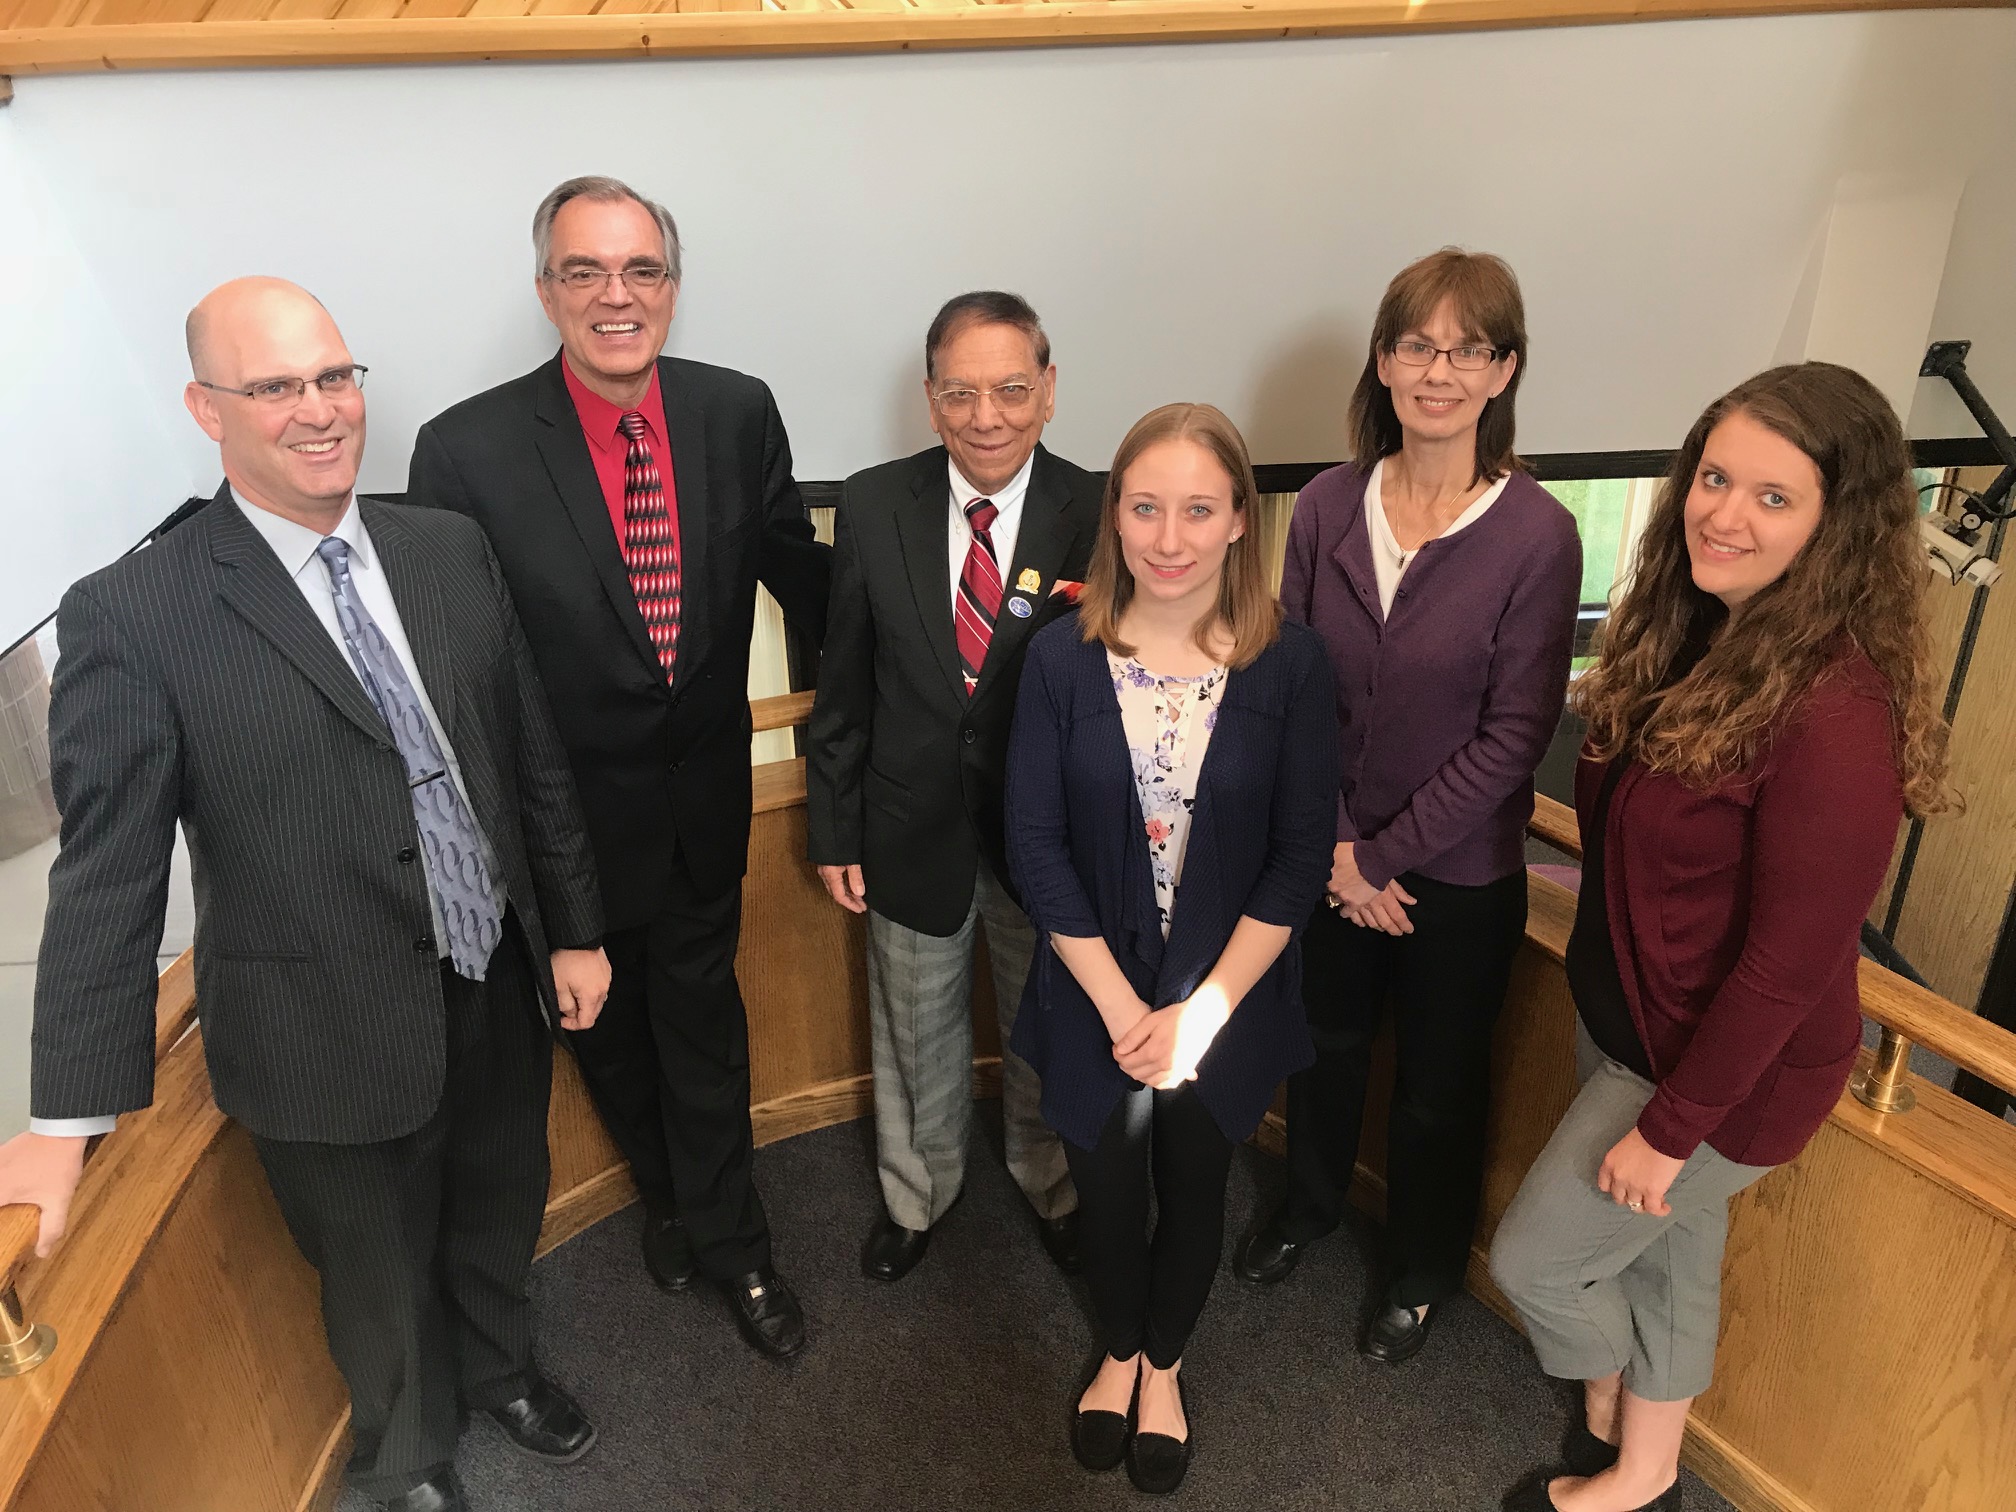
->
[317,535,502,980]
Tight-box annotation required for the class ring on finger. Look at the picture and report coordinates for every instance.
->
[1627,1199,1644,1212]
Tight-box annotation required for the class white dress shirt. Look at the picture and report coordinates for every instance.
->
[1364,458,1510,617]
[946,451,1035,613]
[30,495,495,1140]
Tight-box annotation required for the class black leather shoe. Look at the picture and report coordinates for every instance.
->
[1233,1220,1304,1284]
[486,1378,597,1464]
[1071,1367,1133,1471]
[862,1215,931,1283]
[374,1471,466,1512]
[1564,1423,1622,1477]
[1359,1297,1437,1364]
[1038,1211,1083,1275]
[642,1211,696,1291]
[724,1266,807,1358]
[1125,1371,1192,1495]
[1503,1471,1682,1511]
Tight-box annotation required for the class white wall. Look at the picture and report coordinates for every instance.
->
[2,10,2013,643]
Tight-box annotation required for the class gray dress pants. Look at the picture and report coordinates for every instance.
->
[865,862,1076,1231]
[1489,1024,1773,1402]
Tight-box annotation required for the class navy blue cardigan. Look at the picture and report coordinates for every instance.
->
[1005,613,1340,1150]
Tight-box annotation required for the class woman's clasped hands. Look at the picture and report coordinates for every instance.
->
[1111,987,1233,1090]
[1327,841,1416,935]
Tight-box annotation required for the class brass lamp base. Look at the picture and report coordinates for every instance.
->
[0,1321,55,1376]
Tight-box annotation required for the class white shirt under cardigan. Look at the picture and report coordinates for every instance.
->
[945,451,1034,613]
[31,493,493,1139]
[1364,458,1511,617]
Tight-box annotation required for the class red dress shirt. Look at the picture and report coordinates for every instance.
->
[1575,653,1905,1166]
[562,354,682,563]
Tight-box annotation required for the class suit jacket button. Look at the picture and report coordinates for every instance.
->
[961,727,976,745]
[398,846,416,864]
[414,936,433,954]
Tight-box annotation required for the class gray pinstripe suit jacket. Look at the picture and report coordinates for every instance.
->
[31,486,606,1144]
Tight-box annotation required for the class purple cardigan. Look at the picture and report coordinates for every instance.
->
[1280,463,1581,890]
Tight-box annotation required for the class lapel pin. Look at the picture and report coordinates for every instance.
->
[1016,568,1041,594]
[1006,596,1034,618]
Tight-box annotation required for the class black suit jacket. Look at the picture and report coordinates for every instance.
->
[406,354,829,929]
[32,488,605,1144]
[806,444,1103,936]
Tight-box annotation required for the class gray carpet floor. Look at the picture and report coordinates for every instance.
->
[339,1109,1736,1512]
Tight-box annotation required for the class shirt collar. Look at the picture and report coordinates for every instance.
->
[233,490,369,581]
[948,448,1037,518]
[563,352,664,458]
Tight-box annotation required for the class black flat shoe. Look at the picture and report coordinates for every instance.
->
[642,1211,696,1291]
[1503,1472,1683,1511]
[1125,1371,1192,1495]
[1233,1219,1305,1284]
[724,1266,808,1358]
[374,1471,466,1512]
[1564,1423,1622,1477]
[1359,1297,1437,1364]
[1070,1355,1134,1472]
[1039,1210,1083,1276]
[486,1378,597,1463]
[862,1215,932,1283]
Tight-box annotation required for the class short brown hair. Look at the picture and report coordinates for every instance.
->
[1078,403,1282,671]
[1347,248,1528,485]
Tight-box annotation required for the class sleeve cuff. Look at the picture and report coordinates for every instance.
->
[30,1115,117,1138]
[1634,1090,1705,1163]
[1354,837,1397,892]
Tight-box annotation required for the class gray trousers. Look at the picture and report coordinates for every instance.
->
[1489,1026,1772,1402]
[866,863,1077,1231]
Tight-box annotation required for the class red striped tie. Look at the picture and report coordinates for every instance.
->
[954,498,1002,696]
[617,410,680,681]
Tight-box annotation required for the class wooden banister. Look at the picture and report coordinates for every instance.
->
[1524,792,2016,1098]
[751,690,815,734]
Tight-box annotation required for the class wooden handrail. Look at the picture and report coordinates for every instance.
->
[1524,793,2016,1098]
[751,689,815,734]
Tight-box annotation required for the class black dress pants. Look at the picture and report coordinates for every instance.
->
[1064,1085,1236,1370]
[1281,869,1527,1308]
[252,932,551,1501]
[565,856,771,1279]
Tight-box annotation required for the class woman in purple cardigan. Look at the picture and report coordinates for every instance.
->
[1237,250,1582,1366]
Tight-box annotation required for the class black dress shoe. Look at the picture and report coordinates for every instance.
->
[1039,1211,1083,1276]
[374,1471,465,1512]
[642,1211,696,1291]
[1503,1471,1682,1511]
[724,1266,807,1358]
[1125,1371,1192,1495]
[1564,1423,1622,1477]
[862,1215,931,1283]
[486,1378,597,1464]
[1359,1297,1437,1364]
[1070,1354,1135,1472]
[1233,1220,1304,1284]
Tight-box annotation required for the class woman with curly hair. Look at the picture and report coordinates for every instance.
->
[1490,362,1952,1512]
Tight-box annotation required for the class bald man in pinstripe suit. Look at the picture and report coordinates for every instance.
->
[0,280,608,1512]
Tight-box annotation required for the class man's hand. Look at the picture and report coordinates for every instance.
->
[0,1132,89,1257]
[817,864,868,915]
[551,947,612,1032]
[1113,992,1233,1090]
[1597,1126,1687,1218]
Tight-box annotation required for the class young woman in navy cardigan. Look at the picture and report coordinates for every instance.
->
[1491,364,1952,1512]
[1005,403,1337,1495]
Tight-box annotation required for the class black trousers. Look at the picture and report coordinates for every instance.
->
[1064,1086,1236,1370]
[252,932,551,1501]
[1281,869,1528,1308]
[566,857,771,1279]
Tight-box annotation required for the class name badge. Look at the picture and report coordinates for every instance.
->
[1006,595,1034,619]
[1016,568,1042,594]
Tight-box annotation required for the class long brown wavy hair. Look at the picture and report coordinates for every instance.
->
[1574,362,1952,817]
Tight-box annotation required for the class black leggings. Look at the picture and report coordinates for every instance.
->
[1281,869,1528,1307]
[1064,1085,1236,1370]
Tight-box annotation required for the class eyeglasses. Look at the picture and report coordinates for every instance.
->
[931,379,1044,422]
[543,265,673,293]
[196,365,368,405]
[1388,340,1505,371]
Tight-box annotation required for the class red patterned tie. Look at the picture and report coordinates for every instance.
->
[954,498,1001,696]
[617,410,680,681]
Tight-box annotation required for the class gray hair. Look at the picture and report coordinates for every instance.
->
[532,176,683,284]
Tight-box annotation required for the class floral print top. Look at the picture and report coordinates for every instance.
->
[1108,651,1229,939]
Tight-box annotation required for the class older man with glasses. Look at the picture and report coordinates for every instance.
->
[407,177,829,1360]
[807,291,1102,1284]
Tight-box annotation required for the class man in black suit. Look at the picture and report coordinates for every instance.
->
[0,278,608,1512]
[807,292,1103,1282]
[406,177,828,1358]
